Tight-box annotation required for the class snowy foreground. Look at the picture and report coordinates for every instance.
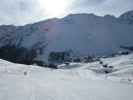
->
[0,54,133,100]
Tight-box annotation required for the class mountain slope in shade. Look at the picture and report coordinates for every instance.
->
[0,11,133,61]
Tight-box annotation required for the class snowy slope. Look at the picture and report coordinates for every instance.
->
[0,54,133,100]
[58,53,133,82]
[0,11,133,61]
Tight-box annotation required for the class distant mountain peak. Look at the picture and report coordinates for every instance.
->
[119,10,133,24]
[120,10,133,17]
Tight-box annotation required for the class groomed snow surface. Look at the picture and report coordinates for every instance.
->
[0,54,133,100]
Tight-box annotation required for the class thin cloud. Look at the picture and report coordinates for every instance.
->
[0,0,133,25]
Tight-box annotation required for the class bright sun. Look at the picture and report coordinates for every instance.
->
[38,0,72,18]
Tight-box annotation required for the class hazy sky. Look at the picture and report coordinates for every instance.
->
[0,0,133,25]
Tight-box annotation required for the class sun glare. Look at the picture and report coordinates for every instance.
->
[39,0,72,18]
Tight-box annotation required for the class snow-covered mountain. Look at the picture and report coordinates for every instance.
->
[0,11,133,61]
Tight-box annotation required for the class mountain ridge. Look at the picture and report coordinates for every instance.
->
[0,10,133,62]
